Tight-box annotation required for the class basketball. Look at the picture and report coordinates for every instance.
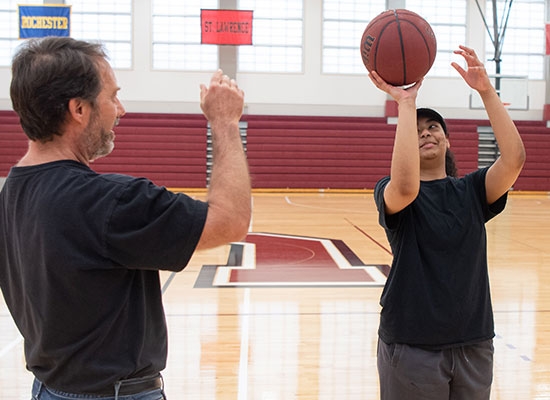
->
[360,9,437,86]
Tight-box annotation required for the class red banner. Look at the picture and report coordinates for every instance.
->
[201,9,253,45]
[546,23,550,55]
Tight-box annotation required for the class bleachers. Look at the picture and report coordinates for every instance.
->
[243,115,392,189]
[0,111,26,175]
[245,127,394,189]
[92,115,208,188]
[0,111,208,188]
[244,114,480,189]
[0,110,549,191]
[514,127,550,191]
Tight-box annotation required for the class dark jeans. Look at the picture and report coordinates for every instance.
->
[31,376,167,400]
[377,338,494,400]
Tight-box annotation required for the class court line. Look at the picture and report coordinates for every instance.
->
[165,309,550,317]
[249,196,254,232]
[284,195,370,213]
[344,218,393,256]
[283,195,391,255]
[495,333,533,362]
[162,197,257,295]
[237,288,251,400]
[162,272,176,294]
[237,196,253,399]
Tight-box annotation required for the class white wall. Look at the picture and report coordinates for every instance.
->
[0,0,545,120]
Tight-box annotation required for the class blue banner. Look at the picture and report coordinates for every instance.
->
[19,5,71,39]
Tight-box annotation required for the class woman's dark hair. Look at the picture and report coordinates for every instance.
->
[445,149,458,178]
[416,108,458,178]
[10,37,107,142]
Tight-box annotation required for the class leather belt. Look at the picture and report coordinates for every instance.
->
[98,374,163,396]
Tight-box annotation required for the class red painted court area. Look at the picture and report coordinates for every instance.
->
[196,233,389,287]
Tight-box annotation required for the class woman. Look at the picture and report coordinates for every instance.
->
[369,45,525,399]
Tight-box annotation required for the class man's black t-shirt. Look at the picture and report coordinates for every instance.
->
[0,160,208,393]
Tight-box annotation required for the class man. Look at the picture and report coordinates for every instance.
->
[369,45,525,399]
[0,36,250,399]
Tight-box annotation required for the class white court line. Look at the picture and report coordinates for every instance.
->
[237,196,253,400]
[0,335,23,358]
[285,195,370,213]
[237,288,251,400]
[249,196,254,232]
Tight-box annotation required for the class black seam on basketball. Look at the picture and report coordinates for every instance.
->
[373,20,396,76]
[400,20,435,79]
[404,21,435,64]
[393,10,407,85]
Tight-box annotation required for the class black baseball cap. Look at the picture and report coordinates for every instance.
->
[417,108,448,136]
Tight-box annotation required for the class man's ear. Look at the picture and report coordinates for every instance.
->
[67,98,89,124]
[446,138,451,149]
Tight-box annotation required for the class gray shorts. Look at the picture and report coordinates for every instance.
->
[377,338,494,400]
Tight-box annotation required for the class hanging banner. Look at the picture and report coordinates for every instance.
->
[201,9,253,45]
[546,23,550,55]
[19,4,71,39]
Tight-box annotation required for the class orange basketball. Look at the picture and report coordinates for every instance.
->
[360,9,437,86]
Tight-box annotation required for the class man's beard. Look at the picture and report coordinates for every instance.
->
[90,130,114,161]
[85,113,115,162]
